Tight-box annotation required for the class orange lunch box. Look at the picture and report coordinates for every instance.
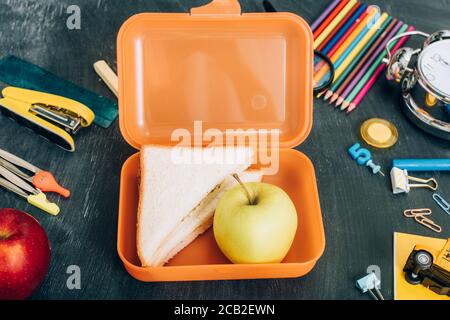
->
[117,0,326,282]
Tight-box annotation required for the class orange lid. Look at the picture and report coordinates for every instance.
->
[117,0,313,149]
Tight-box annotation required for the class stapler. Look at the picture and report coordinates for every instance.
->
[0,87,95,152]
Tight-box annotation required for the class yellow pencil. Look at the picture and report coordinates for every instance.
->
[314,6,379,84]
[334,13,388,80]
[314,0,358,49]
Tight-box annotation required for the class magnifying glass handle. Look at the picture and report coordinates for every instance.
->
[313,50,335,95]
[263,0,277,12]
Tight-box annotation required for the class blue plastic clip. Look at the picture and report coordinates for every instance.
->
[356,273,384,300]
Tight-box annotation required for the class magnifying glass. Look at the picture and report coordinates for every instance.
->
[313,50,335,95]
[263,1,335,95]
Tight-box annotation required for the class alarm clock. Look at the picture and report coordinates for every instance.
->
[383,30,450,140]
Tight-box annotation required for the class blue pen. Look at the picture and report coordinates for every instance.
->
[393,159,450,172]
[322,4,368,55]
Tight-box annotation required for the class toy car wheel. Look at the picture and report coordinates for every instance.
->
[414,251,433,270]
[405,271,423,285]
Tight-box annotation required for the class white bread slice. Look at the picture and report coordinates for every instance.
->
[137,145,255,267]
[151,169,263,267]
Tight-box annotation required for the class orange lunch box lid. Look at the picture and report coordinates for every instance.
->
[117,0,313,150]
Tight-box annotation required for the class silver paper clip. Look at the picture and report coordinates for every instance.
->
[391,168,438,194]
[433,194,450,216]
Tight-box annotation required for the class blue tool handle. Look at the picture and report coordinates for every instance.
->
[393,159,450,171]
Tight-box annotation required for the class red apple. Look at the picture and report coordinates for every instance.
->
[0,208,50,300]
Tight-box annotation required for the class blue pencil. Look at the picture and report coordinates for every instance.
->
[333,10,382,69]
[322,3,368,55]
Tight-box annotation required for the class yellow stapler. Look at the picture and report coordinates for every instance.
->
[0,87,95,152]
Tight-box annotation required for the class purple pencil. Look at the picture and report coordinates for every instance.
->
[337,20,404,108]
[311,0,342,32]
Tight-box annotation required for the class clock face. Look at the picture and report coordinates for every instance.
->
[418,39,450,97]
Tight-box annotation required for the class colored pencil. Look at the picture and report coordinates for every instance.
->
[323,90,333,101]
[341,23,409,110]
[318,4,367,100]
[336,19,400,106]
[333,12,388,82]
[347,26,415,113]
[313,0,350,40]
[334,12,386,70]
[328,17,395,103]
[311,0,341,32]
[314,6,379,84]
[326,6,371,58]
[313,1,414,107]
[338,21,404,109]
[314,0,358,49]
[322,3,368,55]
[341,24,409,110]
[333,17,396,105]
[329,6,378,63]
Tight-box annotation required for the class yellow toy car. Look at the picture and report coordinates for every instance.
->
[403,238,450,296]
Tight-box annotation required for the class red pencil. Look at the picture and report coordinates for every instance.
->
[317,2,362,52]
[327,6,370,58]
[313,0,350,40]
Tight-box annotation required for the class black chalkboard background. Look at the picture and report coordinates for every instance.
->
[0,0,449,300]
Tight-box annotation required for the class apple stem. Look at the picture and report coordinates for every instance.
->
[232,174,254,205]
[0,231,10,240]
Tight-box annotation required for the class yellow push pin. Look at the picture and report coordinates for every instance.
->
[360,118,399,149]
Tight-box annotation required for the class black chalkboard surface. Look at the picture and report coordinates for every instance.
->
[0,0,448,300]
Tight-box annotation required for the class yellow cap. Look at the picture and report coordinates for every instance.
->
[360,118,398,149]
[27,193,60,216]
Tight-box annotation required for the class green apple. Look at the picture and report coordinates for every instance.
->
[214,181,298,264]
